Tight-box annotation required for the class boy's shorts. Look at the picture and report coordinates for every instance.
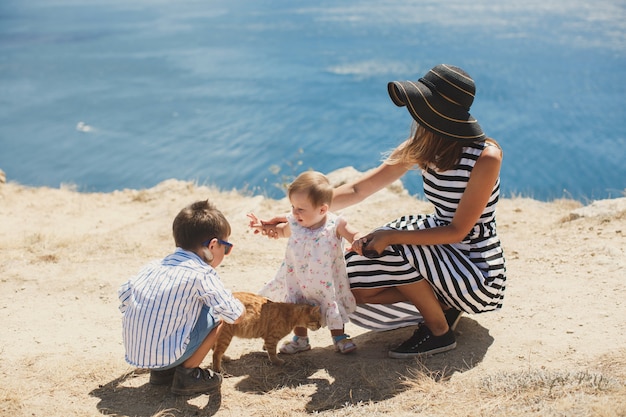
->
[159,305,220,370]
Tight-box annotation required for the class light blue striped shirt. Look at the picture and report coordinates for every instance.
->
[118,248,244,368]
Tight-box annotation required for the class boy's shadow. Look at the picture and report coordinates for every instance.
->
[89,370,222,417]
[225,317,493,413]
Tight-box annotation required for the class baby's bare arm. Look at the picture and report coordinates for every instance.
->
[336,217,362,252]
[247,213,290,239]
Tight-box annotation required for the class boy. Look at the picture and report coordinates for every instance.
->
[118,200,245,395]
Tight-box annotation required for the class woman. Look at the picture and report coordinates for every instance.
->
[262,64,506,358]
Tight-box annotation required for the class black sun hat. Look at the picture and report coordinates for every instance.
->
[388,64,485,142]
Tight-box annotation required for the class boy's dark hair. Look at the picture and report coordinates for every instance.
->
[172,200,231,250]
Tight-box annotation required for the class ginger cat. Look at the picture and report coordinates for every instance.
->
[212,291,322,372]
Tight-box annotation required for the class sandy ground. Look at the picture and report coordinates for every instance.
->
[1,168,625,416]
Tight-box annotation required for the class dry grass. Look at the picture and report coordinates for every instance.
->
[74,348,626,417]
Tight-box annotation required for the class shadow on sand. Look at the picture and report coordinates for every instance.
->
[90,369,222,417]
[90,317,492,415]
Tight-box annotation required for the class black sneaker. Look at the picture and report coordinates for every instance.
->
[444,308,463,331]
[149,368,176,385]
[170,366,223,396]
[388,325,456,359]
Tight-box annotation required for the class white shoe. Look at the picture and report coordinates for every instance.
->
[334,337,357,354]
[279,337,311,354]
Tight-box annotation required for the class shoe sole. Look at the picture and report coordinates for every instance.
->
[336,345,357,354]
[387,341,457,359]
[279,345,311,354]
[171,384,221,396]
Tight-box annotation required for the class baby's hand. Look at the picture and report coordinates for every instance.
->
[247,213,286,239]
[347,236,366,254]
[345,233,361,253]
[347,231,385,258]
[247,213,263,234]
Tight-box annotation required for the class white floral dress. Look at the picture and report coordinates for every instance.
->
[259,212,356,330]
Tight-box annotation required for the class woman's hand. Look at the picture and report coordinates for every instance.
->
[351,229,391,258]
[347,235,365,254]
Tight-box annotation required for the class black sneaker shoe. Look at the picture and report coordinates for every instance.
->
[170,366,223,396]
[149,367,176,385]
[444,308,463,331]
[388,325,456,359]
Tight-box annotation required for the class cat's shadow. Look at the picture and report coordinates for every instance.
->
[223,317,493,413]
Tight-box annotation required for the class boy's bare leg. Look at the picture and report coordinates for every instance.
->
[182,322,224,368]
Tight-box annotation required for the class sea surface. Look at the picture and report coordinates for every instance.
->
[1,0,625,201]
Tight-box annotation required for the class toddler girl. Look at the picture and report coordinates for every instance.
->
[248,171,361,354]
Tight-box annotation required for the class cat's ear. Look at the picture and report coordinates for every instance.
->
[311,305,321,315]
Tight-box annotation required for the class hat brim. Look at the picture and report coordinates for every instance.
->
[388,80,485,142]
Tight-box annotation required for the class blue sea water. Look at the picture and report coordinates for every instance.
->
[1,0,625,201]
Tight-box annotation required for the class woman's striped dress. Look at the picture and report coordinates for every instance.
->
[346,141,506,330]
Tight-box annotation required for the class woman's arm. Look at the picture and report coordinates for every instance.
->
[331,160,409,211]
[361,144,502,254]
[250,142,410,237]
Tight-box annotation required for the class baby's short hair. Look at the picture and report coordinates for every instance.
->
[172,200,231,250]
[288,171,333,208]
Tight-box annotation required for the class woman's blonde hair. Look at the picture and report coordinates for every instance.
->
[288,171,333,207]
[385,123,466,171]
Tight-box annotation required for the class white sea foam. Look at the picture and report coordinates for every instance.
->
[327,60,416,79]
[76,122,93,133]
